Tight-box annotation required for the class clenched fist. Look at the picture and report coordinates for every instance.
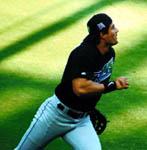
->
[115,76,129,90]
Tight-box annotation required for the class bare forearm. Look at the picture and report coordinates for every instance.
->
[72,78,105,96]
[79,80,105,94]
[72,76,129,96]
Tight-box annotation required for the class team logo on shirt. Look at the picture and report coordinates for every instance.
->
[94,58,114,83]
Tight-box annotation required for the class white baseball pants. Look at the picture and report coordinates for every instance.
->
[14,95,101,150]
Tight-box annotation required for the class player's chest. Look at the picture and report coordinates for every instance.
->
[92,57,114,83]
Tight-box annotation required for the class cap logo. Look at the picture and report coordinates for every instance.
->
[97,22,105,30]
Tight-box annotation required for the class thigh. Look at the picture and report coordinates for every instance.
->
[63,116,102,150]
[15,96,70,150]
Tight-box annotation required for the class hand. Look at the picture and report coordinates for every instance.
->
[115,76,129,90]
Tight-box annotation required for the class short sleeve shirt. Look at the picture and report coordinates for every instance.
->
[55,41,115,112]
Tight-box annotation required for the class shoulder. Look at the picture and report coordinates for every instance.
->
[71,42,96,59]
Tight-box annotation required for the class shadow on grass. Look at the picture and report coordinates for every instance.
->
[0,108,72,150]
[101,124,147,150]
[0,0,144,62]
[113,39,147,77]
[0,72,59,150]
[97,38,147,114]
[0,72,57,95]
[0,0,71,35]
[0,0,147,149]
[0,37,147,150]
[0,0,106,61]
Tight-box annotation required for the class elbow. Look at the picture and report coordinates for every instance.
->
[72,78,88,96]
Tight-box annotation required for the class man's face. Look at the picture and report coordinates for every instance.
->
[103,23,119,46]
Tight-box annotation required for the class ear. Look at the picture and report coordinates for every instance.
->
[100,32,107,40]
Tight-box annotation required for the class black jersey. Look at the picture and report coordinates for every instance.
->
[55,41,115,112]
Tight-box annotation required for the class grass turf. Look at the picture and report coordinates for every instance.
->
[0,0,147,149]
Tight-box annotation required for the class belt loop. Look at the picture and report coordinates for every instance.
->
[63,106,69,114]
[55,94,88,119]
[57,103,88,119]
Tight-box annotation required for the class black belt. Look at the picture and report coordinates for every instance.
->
[57,103,88,119]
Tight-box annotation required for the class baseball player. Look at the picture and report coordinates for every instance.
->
[14,13,129,150]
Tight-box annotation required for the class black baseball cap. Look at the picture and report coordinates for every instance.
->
[83,13,112,42]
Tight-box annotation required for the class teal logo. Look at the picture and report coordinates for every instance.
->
[94,58,114,83]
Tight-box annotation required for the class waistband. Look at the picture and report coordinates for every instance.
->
[54,94,89,119]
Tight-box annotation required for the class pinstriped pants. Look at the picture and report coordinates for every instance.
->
[14,95,101,150]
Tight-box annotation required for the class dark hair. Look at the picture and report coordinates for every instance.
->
[83,28,110,44]
[83,13,112,44]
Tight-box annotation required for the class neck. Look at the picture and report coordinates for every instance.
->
[96,41,110,55]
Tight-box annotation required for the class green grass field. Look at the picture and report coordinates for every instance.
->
[0,0,147,149]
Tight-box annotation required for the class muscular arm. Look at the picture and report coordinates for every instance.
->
[72,76,129,96]
[72,78,105,96]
